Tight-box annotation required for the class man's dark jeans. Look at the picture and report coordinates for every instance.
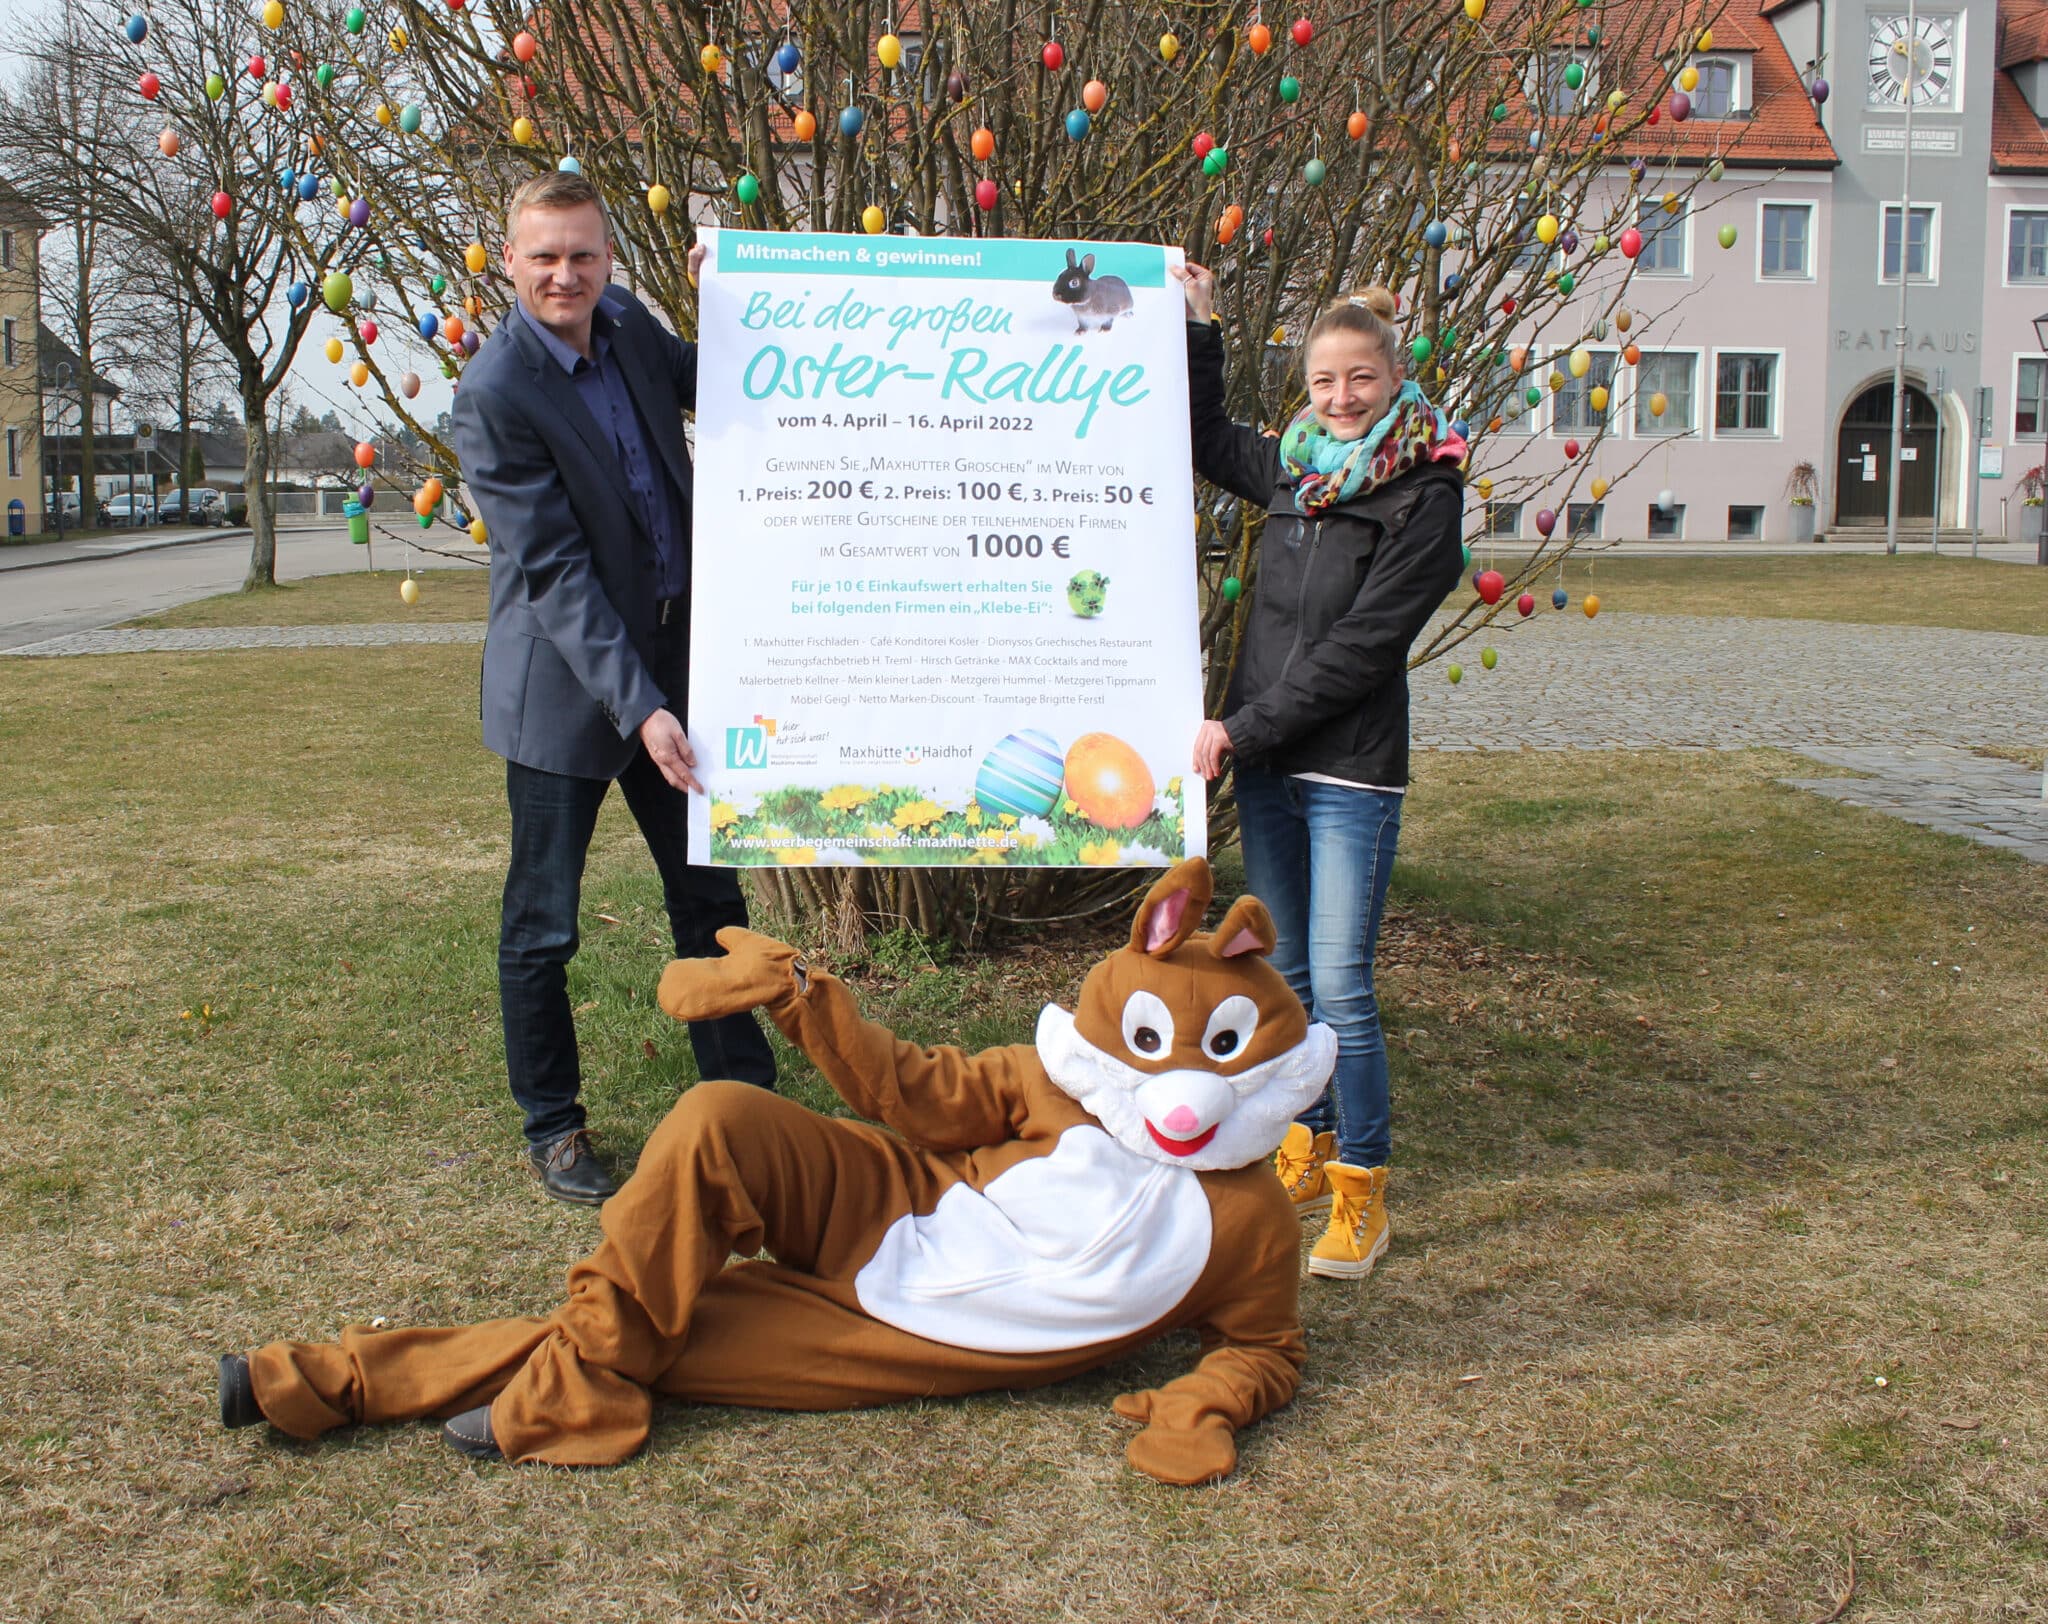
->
[500,750,776,1148]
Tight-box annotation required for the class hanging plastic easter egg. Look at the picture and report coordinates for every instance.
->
[314,62,335,89]
[1679,65,1699,94]
[1623,342,1641,365]
[139,71,162,101]
[1534,508,1557,537]
[1593,233,1611,254]
[1564,438,1581,460]
[1670,91,1692,121]
[946,71,967,101]
[1348,110,1368,139]
[1615,309,1632,334]
[512,31,538,63]
[1303,157,1327,186]
[1568,346,1591,378]
[650,182,674,214]
[970,125,996,161]
[1410,335,1433,366]
[469,518,488,545]
[974,179,998,210]
[700,43,725,73]
[1649,392,1668,418]
[1474,569,1505,604]
[1192,131,1215,159]
[158,128,179,157]
[512,117,536,144]
[343,4,365,31]
[1475,477,1493,499]
[429,274,447,296]
[1203,146,1230,176]
[1423,220,1448,250]
[443,315,466,345]
[1064,733,1155,829]
[360,318,379,345]
[862,204,885,233]
[1697,27,1713,49]
[1619,227,1643,259]
[1278,76,1301,103]
[1552,587,1569,610]
[1536,214,1560,246]
[418,311,440,338]
[262,0,284,27]
[247,53,265,78]
[877,33,902,69]
[1247,22,1272,53]
[1221,576,1242,601]
[840,105,865,136]
[357,483,374,507]
[213,188,236,218]
[400,577,420,605]
[286,280,309,307]
[347,197,370,228]
[556,155,582,173]
[975,729,1065,819]
[1447,663,1463,684]
[1654,489,1675,512]
[1292,18,1314,45]
[1565,61,1585,90]
[461,242,487,274]
[349,360,368,387]
[735,173,760,205]
[462,331,479,356]
[1556,272,1575,295]
[205,72,226,99]
[323,336,344,363]
[1718,224,1737,249]
[1525,386,1542,407]
[399,105,423,134]
[1160,32,1180,62]
[399,371,421,398]
[1042,40,1064,70]
[1082,79,1107,114]
[1589,384,1609,413]
[1590,477,1610,500]
[374,103,393,127]
[1582,593,1600,618]
[1065,108,1090,139]
[1481,647,1497,671]
[124,13,149,43]
[1464,0,1485,17]
[1517,592,1535,617]
[1811,77,1830,103]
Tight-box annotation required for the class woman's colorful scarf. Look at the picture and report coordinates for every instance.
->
[1279,380,1468,515]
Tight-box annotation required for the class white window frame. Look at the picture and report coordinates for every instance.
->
[1686,55,1749,119]
[1756,199,1817,281]
[1710,346,1785,440]
[1629,347,1704,438]
[1879,202,1940,286]
[2004,203,2048,287]
[1634,197,1692,278]
[2011,353,2048,440]
[1726,504,1765,540]
[1550,346,1617,437]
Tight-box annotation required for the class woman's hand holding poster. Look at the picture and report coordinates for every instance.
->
[688,229,1206,869]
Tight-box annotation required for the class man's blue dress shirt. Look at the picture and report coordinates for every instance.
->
[515,297,686,601]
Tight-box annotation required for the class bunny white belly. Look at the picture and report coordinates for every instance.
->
[853,1124,1211,1354]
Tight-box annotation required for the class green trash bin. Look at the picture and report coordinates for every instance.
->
[345,498,369,545]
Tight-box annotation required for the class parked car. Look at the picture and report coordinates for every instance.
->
[46,491,82,526]
[159,487,224,524]
[102,493,159,526]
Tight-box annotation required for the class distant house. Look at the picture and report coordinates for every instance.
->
[38,324,120,436]
[0,178,44,525]
[189,428,379,490]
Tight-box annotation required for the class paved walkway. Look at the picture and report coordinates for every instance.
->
[5,611,2045,861]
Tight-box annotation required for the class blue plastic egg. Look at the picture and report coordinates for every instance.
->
[298,173,319,199]
[1424,219,1447,248]
[286,280,309,307]
[1065,108,1090,140]
[280,167,297,191]
[839,105,865,136]
[975,729,1066,819]
[775,42,801,73]
[1552,588,1569,610]
[556,155,582,173]
[418,311,440,338]
[124,13,148,43]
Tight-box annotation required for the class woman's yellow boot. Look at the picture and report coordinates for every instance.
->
[1309,1163,1389,1278]
[1273,1123,1336,1215]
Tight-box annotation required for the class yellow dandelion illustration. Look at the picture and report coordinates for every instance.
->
[774,846,818,865]
[892,799,946,831]
[1079,839,1122,866]
[965,805,982,827]
[820,785,870,813]
[709,802,740,831]
[998,813,1018,827]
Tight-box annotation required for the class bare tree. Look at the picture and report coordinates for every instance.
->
[109,234,236,522]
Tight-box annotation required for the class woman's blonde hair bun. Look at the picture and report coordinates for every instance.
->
[1346,286,1399,321]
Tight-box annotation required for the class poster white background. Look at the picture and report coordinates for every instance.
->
[688,229,1206,870]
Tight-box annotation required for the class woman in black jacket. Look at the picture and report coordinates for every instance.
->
[1176,265,1466,1280]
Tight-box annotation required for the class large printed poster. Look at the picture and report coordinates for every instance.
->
[688,229,1207,868]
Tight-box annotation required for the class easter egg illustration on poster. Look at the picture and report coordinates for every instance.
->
[687,230,1204,870]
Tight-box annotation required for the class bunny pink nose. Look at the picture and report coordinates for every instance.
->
[1160,1105,1201,1135]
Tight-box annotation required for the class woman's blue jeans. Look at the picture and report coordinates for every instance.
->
[1233,763,1402,1169]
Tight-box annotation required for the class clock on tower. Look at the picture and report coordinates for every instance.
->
[1867,12,1959,108]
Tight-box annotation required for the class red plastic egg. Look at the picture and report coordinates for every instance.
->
[1475,569,1505,605]
[974,178,998,210]
[210,191,232,218]
[1292,18,1314,45]
[1041,41,1064,70]
[138,72,161,100]
[1516,592,1536,617]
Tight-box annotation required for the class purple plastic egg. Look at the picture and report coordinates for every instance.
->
[1811,77,1830,104]
[358,482,375,506]
[347,196,370,228]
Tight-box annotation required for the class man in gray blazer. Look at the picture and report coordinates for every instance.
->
[452,170,775,1205]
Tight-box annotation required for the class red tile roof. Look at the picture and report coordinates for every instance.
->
[2002,9,2048,71]
[1994,69,2048,173]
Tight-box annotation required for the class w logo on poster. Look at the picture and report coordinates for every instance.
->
[725,726,769,769]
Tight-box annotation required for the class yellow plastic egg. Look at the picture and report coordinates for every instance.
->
[1679,65,1699,93]
[1590,477,1610,500]
[1464,0,1485,18]
[1696,27,1713,50]
[1537,214,1559,245]
[647,183,672,215]
[1649,392,1669,418]
[262,0,284,28]
[876,33,902,69]
[1589,384,1609,413]
[388,26,407,52]
[464,242,487,274]
[511,117,536,145]
[375,103,394,127]
[349,360,368,387]
[861,204,885,234]
[324,336,344,363]
[399,578,420,605]
[1159,32,1179,61]
[700,43,725,73]
[1476,477,1493,498]
[1569,346,1591,378]
[469,518,488,545]
[1582,592,1601,619]
[1662,191,1681,214]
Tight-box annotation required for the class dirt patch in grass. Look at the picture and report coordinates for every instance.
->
[122,566,491,628]
[2,650,2045,1620]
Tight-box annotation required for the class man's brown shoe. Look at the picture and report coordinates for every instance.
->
[528,1129,617,1206]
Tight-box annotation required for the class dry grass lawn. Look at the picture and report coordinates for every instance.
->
[123,565,492,628]
[0,638,2043,1622]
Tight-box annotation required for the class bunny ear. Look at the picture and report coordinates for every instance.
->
[1082,252,1097,274]
[1206,895,1277,960]
[1066,248,1078,268]
[1129,858,1214,956]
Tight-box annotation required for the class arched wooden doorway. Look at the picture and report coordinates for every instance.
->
[1836,382,1936,524]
